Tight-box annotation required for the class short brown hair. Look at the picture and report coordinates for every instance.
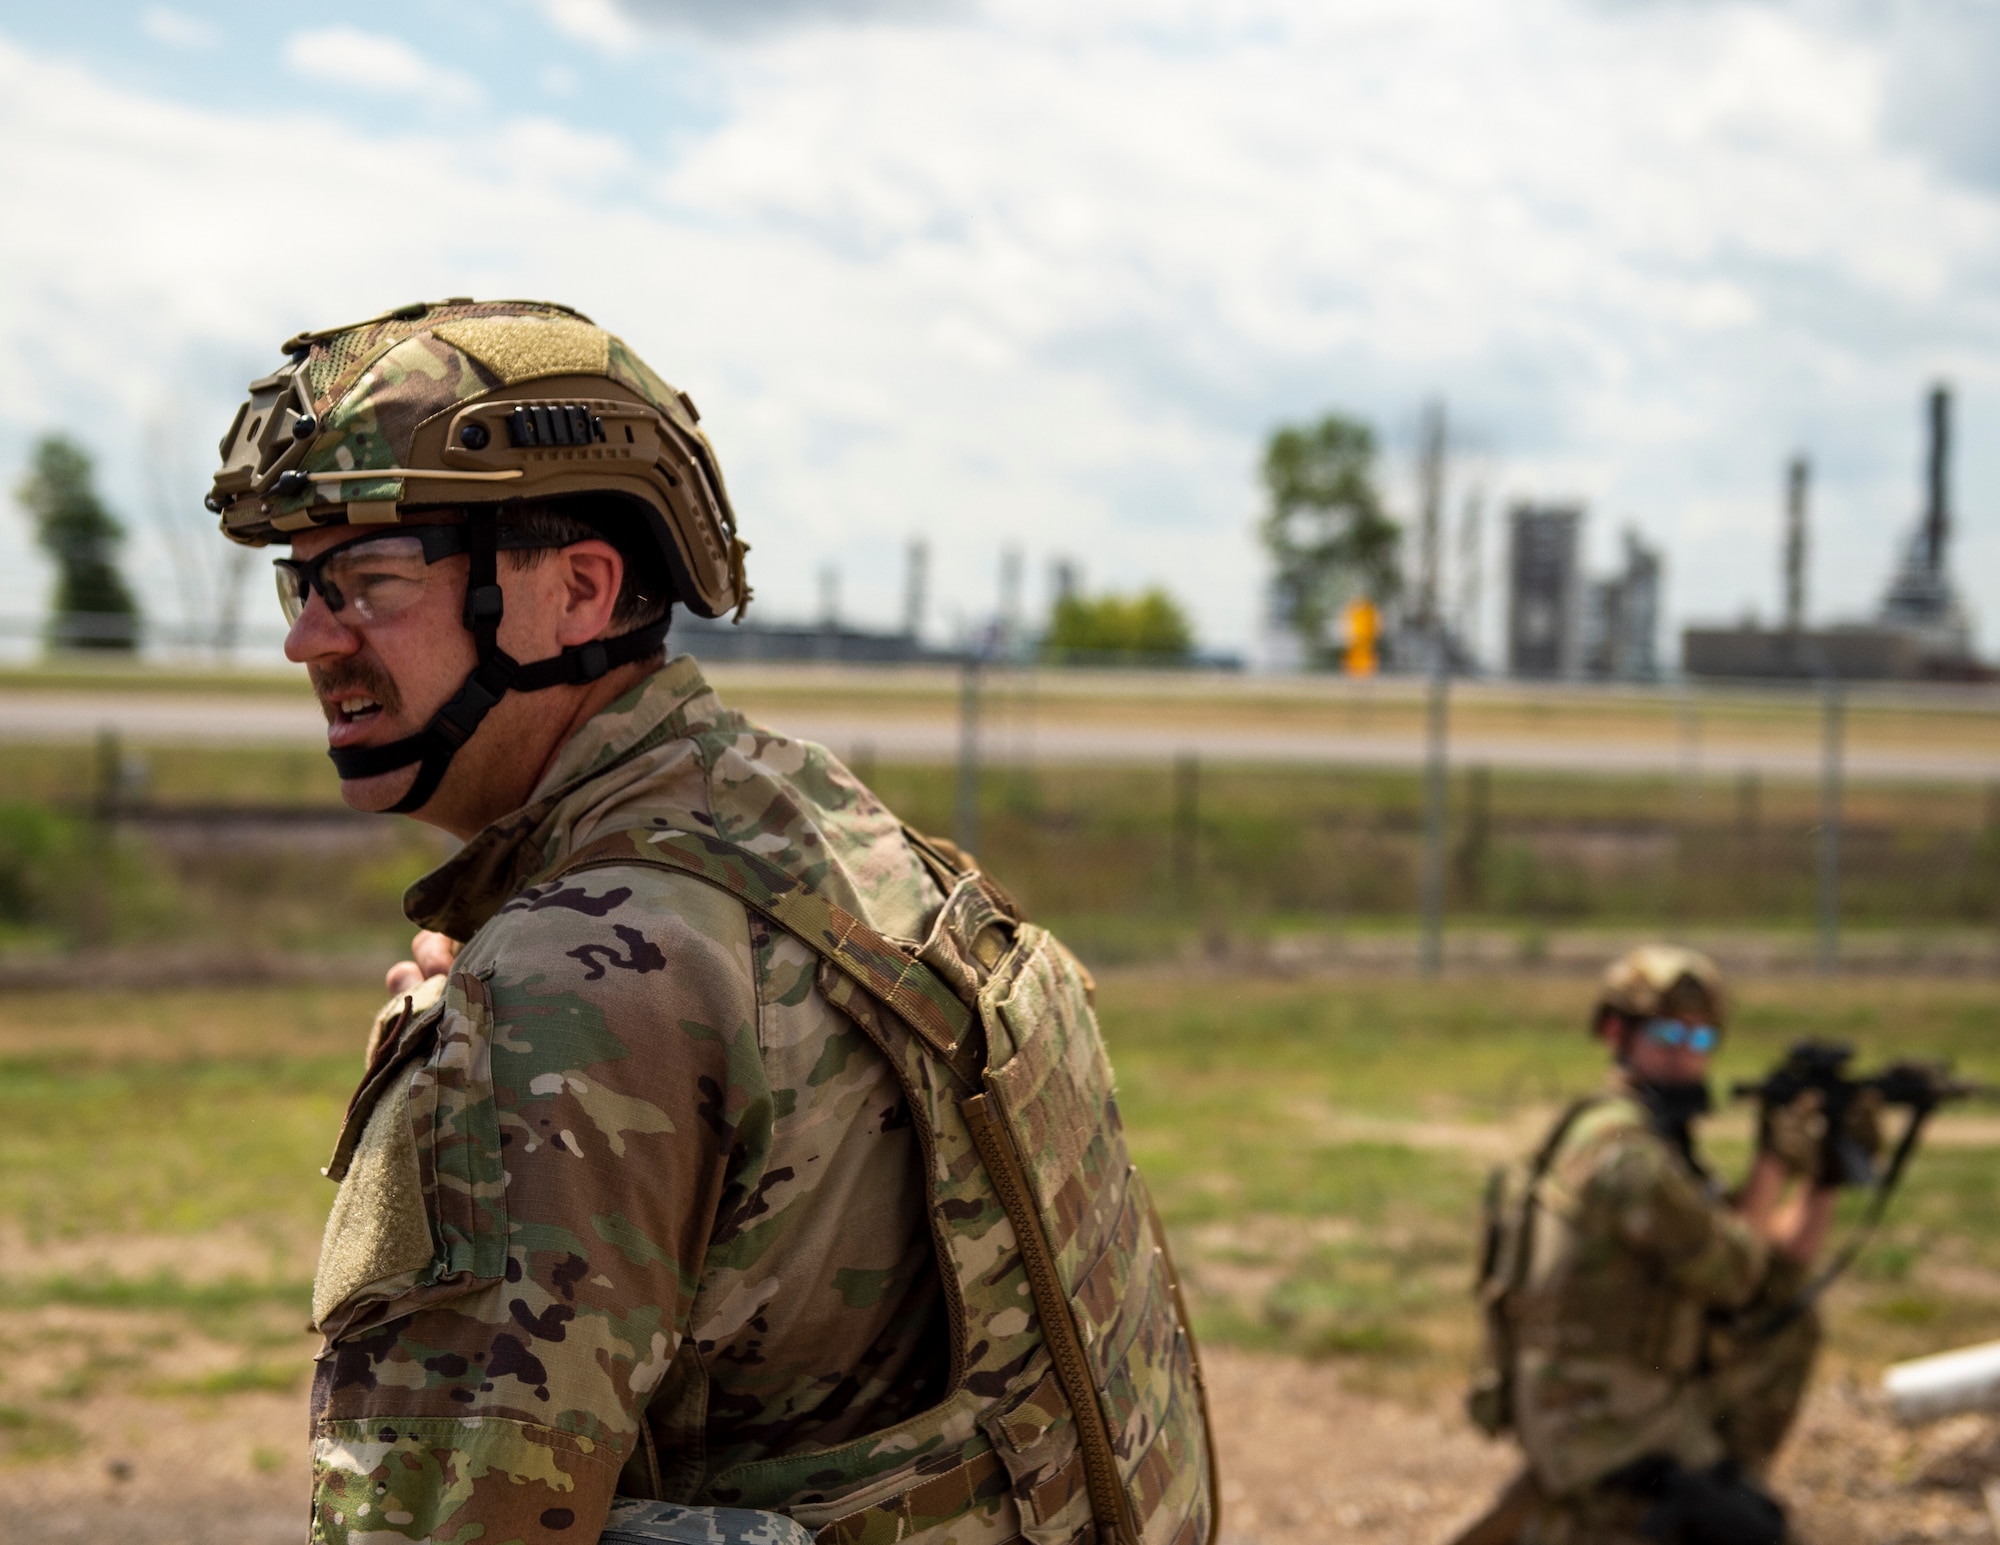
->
[494,496,673,631]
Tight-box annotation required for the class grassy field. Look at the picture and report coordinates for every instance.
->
[3,740,1999,964]
[1108,973,2000,1395]
[0,972,1995,1475]
[0,658,1997,960]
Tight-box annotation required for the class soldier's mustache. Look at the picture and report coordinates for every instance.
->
[309,661,404,721]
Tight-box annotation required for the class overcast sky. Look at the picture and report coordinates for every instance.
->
[4,0,2000,664]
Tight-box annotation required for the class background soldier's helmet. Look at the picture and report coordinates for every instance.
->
[1593,945,1727,1031]
[205,298,749,620]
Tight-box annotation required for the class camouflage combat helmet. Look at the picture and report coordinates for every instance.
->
[1593,944,1728,1031]
[206,298,750,812]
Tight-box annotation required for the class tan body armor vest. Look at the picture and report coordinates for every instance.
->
[557,826,1219,1545]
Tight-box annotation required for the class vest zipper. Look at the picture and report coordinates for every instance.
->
[963,1092,1137,1545]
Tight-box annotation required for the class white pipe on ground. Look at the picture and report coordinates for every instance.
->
[1884,1340,2000,1425]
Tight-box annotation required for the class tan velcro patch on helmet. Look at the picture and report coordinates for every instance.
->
[1595,943,1726,1028]
[431,315,610,386]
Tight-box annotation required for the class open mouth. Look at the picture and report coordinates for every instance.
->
[332,693,384,726]
[309,661,401,755]
[320,688,396,749]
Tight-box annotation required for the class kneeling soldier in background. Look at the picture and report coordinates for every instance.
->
[1453,946,1874,1545]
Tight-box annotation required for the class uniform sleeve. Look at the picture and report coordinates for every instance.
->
[1590,1132,1771,1311]
[308,867,764,1545]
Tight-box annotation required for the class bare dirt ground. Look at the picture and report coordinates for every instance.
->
[1207,1349,2000,1545]
[4,1346,1997,1545]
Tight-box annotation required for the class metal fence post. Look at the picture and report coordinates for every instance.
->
[1173,752,1199,908]
[1675,685,1702,917]
[1456,763,1491,908]
[955,658,982,857]
[83,726,120,949]
[1737,767,1762,910]
[1818,678,1844,973]
[1419,639,1449,977]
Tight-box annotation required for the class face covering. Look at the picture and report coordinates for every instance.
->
[1633,1077,1714,1173]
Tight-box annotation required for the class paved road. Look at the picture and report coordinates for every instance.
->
[785,715,2000,783]
[3,690,1997,782]
[0,692,331,746]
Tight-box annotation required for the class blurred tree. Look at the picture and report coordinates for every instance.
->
[16,435,139,651]
[1044,588,1194,663]
[1260,413,1401,667]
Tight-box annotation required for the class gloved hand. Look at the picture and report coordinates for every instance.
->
[1757,1088,1826,1178]
[1821,1085,1885,1188]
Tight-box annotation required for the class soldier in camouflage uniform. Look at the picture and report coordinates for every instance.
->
[207,301,1215,1545]
[1453,947,1871,1545]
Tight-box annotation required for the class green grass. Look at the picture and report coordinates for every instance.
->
[0,1275,313,1315]
[0,743,338,809]
[140,1362,307,1398]
[0,974,1993,1445]
[0,1056,354,1239]
[1098,974,2000,1378]
[1,739,1997,958]
[0,1403,82,1464]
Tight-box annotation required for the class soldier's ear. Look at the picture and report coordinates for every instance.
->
[552,540,625,646]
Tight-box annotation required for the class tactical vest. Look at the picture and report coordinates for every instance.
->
[555,825,1219,1545]
[1471,1092,1731,1444]
[1467,1097,1603,1437]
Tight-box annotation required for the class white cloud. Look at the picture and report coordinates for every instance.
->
[533,0,648,52]
[653,0,2000,634]
[536,0,946,46]
[281,27,483,109]
[139,7,217,48]
[6,3,2000,659]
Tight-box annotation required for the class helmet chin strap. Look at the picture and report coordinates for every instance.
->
[327,519,670,814]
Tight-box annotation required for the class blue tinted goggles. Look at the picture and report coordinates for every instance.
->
[1643,1019,1720,1054]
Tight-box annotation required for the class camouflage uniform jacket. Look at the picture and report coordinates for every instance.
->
[310,656,1217,1545]
[1509,1077,1806,1498]
[310,656,960,1543]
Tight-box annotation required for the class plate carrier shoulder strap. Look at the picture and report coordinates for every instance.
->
[554,825,1220,1545]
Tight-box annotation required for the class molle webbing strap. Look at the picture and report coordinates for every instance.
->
[898,824,1025,926]
[813,1449,1007,1545]
[1518,1098,1608,1233]
[553,828,975,1060]
[1494,1099,1604,1312]
[556,827,1147,1545]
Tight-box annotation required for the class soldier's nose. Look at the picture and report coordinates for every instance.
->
[284,591,362,664]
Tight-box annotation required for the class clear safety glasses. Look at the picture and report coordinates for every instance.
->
[1643,1019,1720,1054]
[273,525,564,628]
[273,527,472,628]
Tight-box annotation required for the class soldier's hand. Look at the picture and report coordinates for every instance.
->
[1758,1088,1827,1177]
[372,933,461,1063]
[385,930,459,997]
[1842,1086,1886,1167]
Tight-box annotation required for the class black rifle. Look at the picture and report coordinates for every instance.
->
[1730,1039,1992,1189]
[1728,1039,1996,1331]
